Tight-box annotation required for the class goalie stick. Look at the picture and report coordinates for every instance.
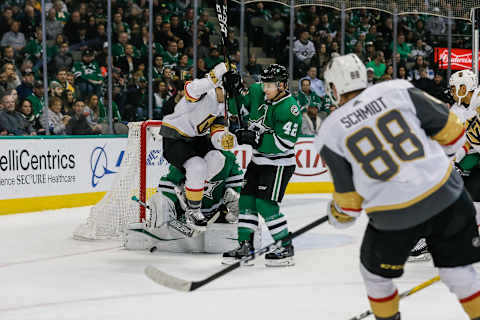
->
[348,275,441,320]
[144,215,329,292]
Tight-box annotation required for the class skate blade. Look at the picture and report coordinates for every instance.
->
[407,253,431,263]
[265,257,295,267]
[221,257,254,266]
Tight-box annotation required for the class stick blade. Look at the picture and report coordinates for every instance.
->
[144,265,193,292]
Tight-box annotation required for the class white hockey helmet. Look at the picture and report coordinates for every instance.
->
[449,69,477,103]
[324,53,367,106]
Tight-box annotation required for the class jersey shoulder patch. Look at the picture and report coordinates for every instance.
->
[290,105,300,116]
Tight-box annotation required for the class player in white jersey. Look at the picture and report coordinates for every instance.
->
[315,53,480,320]
[159,63,239,232]
[448,70,480,224]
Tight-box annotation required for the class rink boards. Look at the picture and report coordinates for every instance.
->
[0,135,333,215]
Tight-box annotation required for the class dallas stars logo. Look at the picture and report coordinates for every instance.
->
[203,180,222,200]
[248,103,271,133]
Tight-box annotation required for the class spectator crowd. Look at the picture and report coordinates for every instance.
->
[0,0,471,136]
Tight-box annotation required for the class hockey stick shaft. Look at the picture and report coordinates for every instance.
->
[132,196,151,211]
[348,275,441,320]
[145,215,329,292]
[215,0,230,127]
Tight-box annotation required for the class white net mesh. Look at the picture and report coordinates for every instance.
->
[235,0,480,20]
[73,121,168,240]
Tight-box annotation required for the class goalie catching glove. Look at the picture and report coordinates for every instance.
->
[326,200,360,229]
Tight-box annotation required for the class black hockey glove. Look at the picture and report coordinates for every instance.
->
[223,70,244,97]
[235,129,263,149]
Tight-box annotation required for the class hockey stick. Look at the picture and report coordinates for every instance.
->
[348,275,441,320]
[144,215,329,292]
[215,0,231,129]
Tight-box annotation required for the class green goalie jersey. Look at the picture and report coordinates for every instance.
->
[157,151,243,215]
[229,82,302,166]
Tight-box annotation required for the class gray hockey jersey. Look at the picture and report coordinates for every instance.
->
[316,80,464,230]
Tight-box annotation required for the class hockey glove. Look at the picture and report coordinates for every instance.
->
[207,62,228,87]
[235,129,263,149]
[223,70,244,97]
[326,200,358,229]
[454,162,471,177]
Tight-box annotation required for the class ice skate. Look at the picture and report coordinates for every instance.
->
[222,240,254,266]
[185,207,208,232]
[265,244,295,267]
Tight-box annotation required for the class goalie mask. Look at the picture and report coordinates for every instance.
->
[324,53,367,107]
[449,69,477,104]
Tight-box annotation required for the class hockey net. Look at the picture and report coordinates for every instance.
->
[73,121,169,240]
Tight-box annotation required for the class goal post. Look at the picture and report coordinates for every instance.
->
[73,121,168,240]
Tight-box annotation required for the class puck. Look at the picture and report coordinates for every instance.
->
[149,246,157,253]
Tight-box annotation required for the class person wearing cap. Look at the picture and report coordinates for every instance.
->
[72,48,103,99]
[26,80,45,116]
[16,68,35,100]
[366,67,375,87]
[50,81,64,100]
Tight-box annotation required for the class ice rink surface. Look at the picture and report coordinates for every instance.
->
[0,194,475,320]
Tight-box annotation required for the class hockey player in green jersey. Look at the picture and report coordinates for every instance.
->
[222,64,302,267]
[124,150,244,253]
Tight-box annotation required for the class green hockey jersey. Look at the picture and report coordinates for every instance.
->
[229,82,302,166]
[72,61,103,82]
[157,151,243,215]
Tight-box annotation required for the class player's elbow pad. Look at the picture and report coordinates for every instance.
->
[442,133,466,159]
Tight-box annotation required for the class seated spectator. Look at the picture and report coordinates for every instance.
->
[0,70,8,97]
[245,55,262,81]
[115,44,140,77]
[153,80,170,119]
[205,47,222,70]
[410,39,432,60]
[50,81,65,100]
[163,40,180,68]
[366,67,375,87]
[263,9,285,58]
[196,58,208,79]
[72,49,103,99]
[45,7,63,41]
[51,68,75,95]
[398,65,408,80]
[16,68,35,101]
[1,20,26,53]
[0,93,35,135]
[40,96,70,135]
[101,95,128,134]
[413,68,435,92]
[297,78,322,112]
[26,80,46,116]
[161,79,184,117]
[66,99,100,135]
[18,98,45,135]
[293,30,316,77]
[389,34,411,61]
[299,66,325,97]
[84,94,104,133]
[112,32,129,57]
[2,46,16,66]
[366,50,386,80]
[301,104,322,135]
[53,41,73,71]
[409,55,434,81]
[429,73,450,103]
[2,63,21,90]
[62,89,75,114]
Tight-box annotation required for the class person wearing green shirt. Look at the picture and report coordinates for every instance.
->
[223,64,301,267]
[296,78,322,112]
[26,81,45,117]
[389,34,411,61]
[72,49,103,99]
[366,51,386,79]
